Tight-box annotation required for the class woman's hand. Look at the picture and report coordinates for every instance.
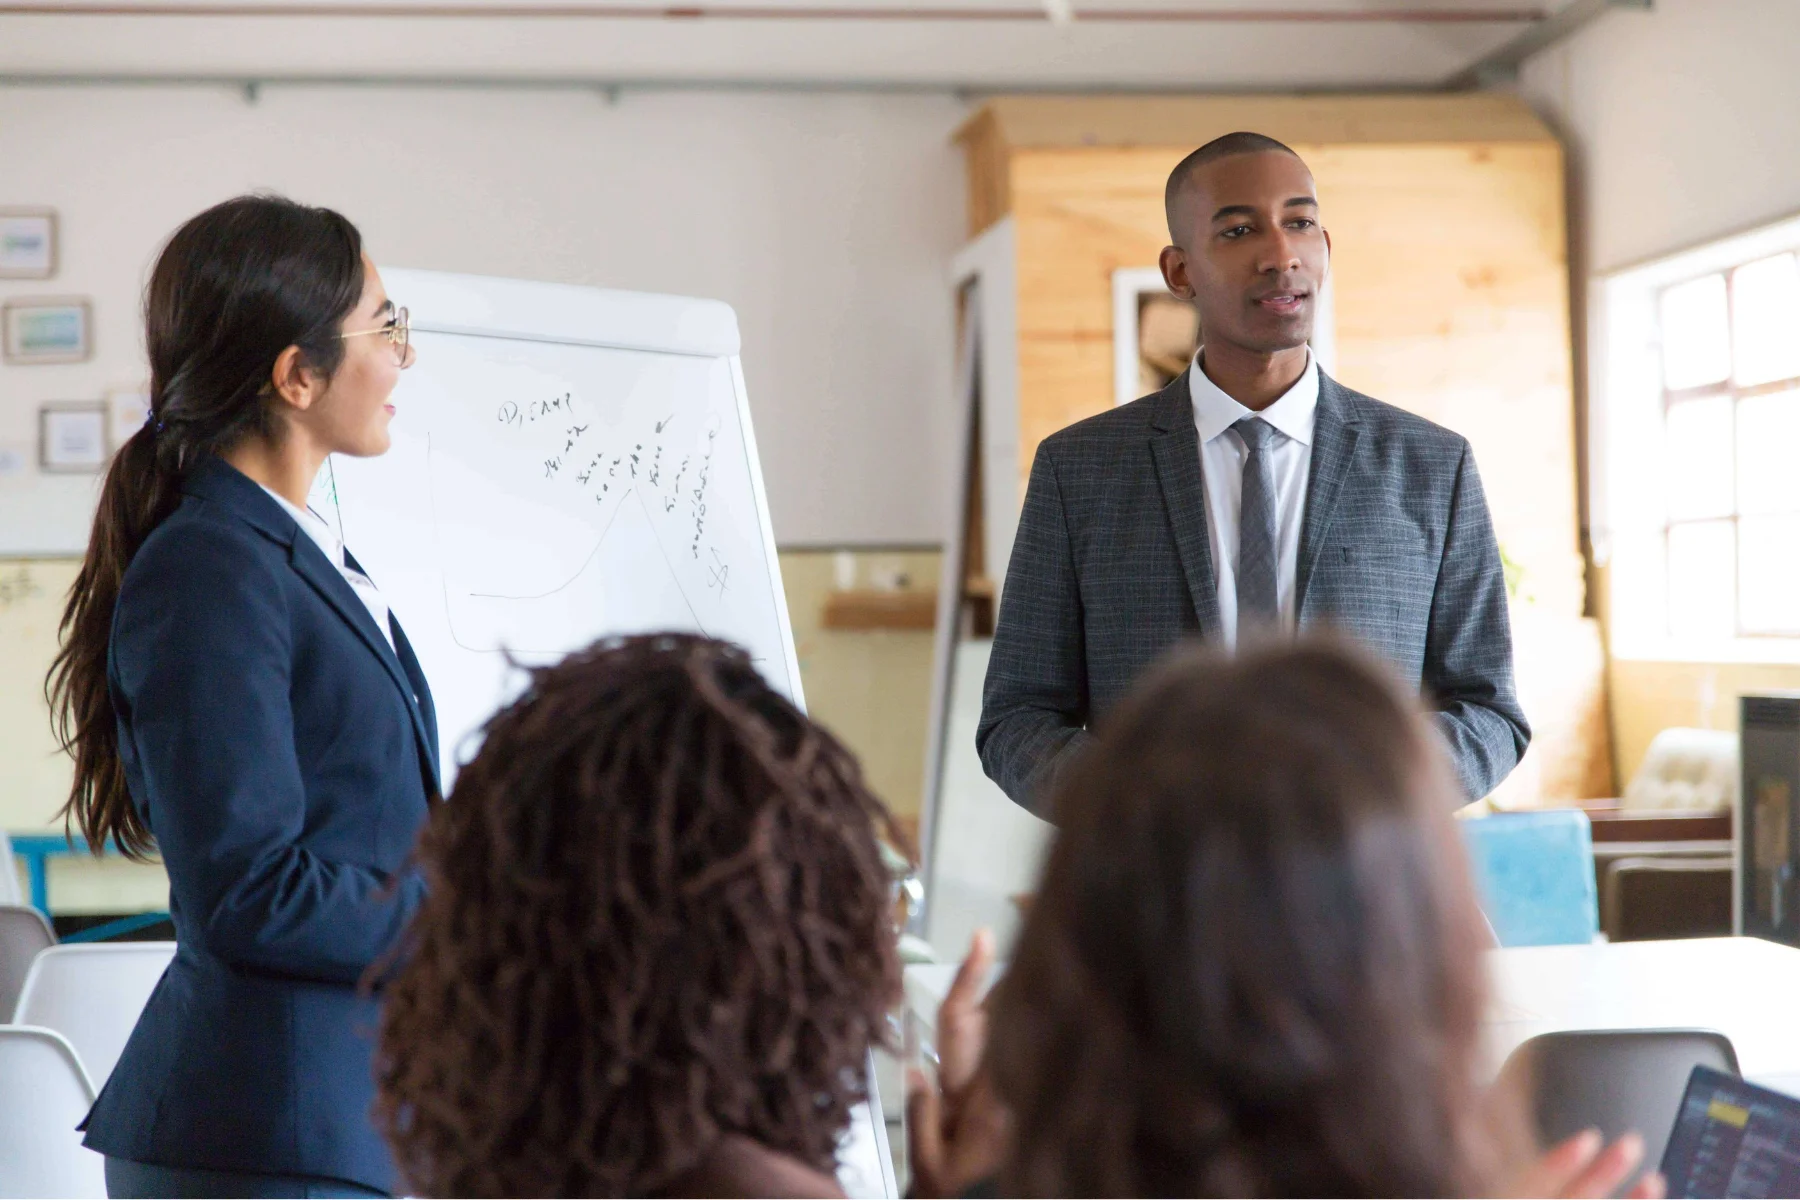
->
[1508,1129,1667,1199]
[906,930,1008,1198]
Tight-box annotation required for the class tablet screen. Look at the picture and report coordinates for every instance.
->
[1660,1066,1800,1198]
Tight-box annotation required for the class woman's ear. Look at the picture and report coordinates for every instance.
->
[270,344,321,412]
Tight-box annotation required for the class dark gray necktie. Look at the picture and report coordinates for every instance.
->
[1234,416,1280,633]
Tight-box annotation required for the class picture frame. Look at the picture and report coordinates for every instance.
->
[39,402,110,473]
[0,209,57,279]
[107,387,152,447]
[3,297,92,364]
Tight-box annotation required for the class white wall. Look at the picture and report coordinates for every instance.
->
[1520,0,1800,276]
[0,85,967,546]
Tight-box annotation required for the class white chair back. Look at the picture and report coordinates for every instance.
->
[13,942,175,1090]
[0,830,21,906]
[1624,727,1739,813]
[0,1026,104,1198]
[0,904,56,1019]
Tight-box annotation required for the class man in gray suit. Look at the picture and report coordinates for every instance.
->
[979,132,1528,817]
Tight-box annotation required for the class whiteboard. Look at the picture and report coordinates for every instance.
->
[308,269,803,784]
[304,269,894,1198]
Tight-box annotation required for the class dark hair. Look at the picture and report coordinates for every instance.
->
[1165,130,1301,240]
[46,194,366,858]
[989,639,1506,1197]
[374,634,906,1197]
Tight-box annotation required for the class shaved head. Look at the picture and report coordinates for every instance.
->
[1164,131,1301,242]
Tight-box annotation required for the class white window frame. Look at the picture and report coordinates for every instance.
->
[1593,211,1800,664]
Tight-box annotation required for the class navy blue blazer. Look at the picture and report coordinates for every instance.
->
[81,457,439,1195]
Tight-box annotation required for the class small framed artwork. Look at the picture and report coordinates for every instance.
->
[107,387,152,446]
[4,297,92,364]
[0,209,57,279]
[40,403,110,472]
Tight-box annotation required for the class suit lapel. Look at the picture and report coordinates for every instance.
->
[1148,372,1223,639]
[384,602,443,797]
[289,540,441,791]
[1295,373,1364,621]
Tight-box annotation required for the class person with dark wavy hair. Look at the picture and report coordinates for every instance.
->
[48,194,431,1198]
[373,633,905,1198]
[910,639,1663,1200]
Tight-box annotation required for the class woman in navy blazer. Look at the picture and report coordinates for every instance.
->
[48,195,435,1198]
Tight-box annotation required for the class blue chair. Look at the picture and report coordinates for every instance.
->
[1459,809,1599,947]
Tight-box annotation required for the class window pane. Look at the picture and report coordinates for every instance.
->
[1740,514,1800,634]
[1660,274,1732,390]
[1738,389,1800,514]
[1665,393,1735,520]
[1669,520,1737,640]
[1731,253,1800,387]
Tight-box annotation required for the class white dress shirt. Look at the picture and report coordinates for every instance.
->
[258,483,396,653]
[1188,348,1320,650]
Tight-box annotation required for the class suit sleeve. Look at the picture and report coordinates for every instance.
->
[1424,441,1531,801]
[976,441,1094,819]
[112,526,424,985]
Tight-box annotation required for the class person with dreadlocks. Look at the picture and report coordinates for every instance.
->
[373,633,905,1198]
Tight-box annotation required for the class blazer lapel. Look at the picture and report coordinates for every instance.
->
[1295,373,1364,621]
[380,589,443,797]
[289,541,440,787]
[1148,372,1223,639]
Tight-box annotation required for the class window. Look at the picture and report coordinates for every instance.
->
[1597,214,1800,661]
[1656,253,1800,639]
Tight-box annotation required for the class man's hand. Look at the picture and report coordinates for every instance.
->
[906,930,1008,1198]
[1507,1129,1666,1199]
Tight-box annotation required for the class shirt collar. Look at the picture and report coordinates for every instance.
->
[257,482,343,567]
[1188,347,1320,447]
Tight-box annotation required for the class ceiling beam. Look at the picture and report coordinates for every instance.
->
[1443,0,1650,89]
[0,3,1550,21]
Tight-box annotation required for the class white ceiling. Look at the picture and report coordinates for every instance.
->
[0,0,1597,89]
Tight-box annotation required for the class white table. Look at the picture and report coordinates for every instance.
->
[904,937,1800,1095]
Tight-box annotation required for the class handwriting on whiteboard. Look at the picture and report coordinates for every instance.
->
[494,391,724,590]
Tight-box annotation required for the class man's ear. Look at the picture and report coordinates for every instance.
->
[1159,244,1196,301]
[270,344,320,413]
[1321,227,1333,283]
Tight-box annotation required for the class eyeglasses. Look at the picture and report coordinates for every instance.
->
[338,306,410,366]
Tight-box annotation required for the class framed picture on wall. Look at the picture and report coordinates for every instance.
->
[39,403,110,472]
[0,209,57,279]
[1110,267,1337,406]
[3,297,92,364]
[107,387,152,446]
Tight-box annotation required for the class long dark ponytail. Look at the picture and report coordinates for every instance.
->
[47,195,367,858]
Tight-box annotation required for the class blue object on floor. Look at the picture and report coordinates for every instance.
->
[7,833,169,939]
[1459,809,1599,947]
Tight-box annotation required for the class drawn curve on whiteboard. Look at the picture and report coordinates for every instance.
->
[425,432,710,654]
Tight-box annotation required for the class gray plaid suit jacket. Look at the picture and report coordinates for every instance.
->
[978,369,1529,817]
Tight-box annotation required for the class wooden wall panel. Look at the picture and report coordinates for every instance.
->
[965,93,1553,162]
[1316,140,1583,619]
[956,106,1011,241]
